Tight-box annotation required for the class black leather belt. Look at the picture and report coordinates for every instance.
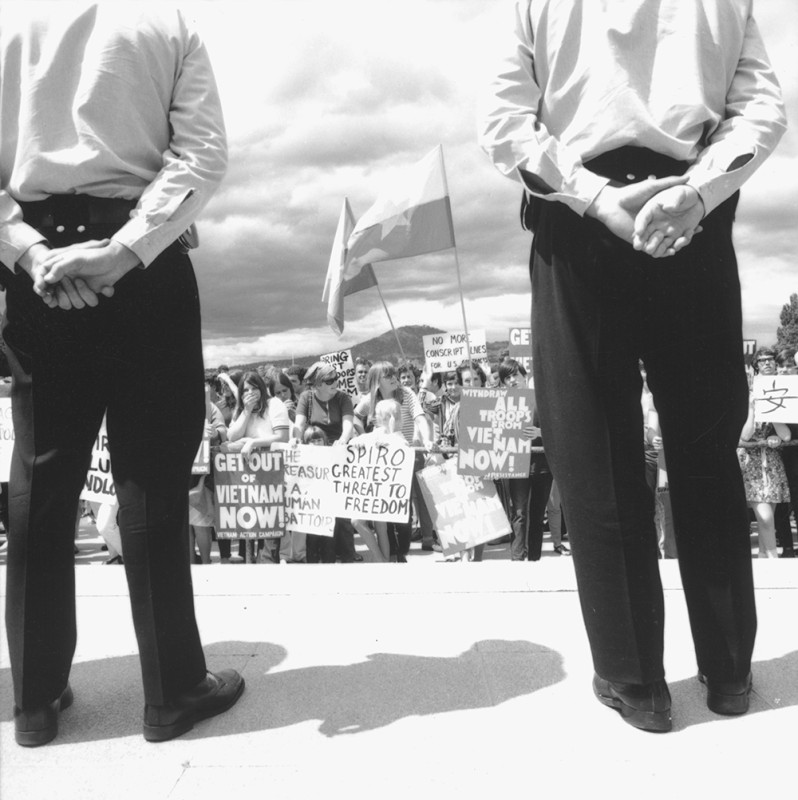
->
[18,195,137,232]
[584,146,689,184]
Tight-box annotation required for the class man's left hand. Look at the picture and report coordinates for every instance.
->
[633,185,705,258]
[34,239,141,306]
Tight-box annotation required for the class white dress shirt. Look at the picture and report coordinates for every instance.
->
[0,3,227,269]
[478,0,786,216]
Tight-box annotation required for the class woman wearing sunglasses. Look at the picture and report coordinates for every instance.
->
[293,361,357,563]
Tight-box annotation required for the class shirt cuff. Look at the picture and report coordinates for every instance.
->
[0,224,49,273]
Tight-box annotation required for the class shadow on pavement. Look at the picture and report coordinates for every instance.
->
[0,639,565,743]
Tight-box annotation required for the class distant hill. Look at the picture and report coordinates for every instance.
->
[207,324,512,377]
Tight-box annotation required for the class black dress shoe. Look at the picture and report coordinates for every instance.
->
[698,672,752,715]
[14,684,74,747]
[593,674,672,732]
[143,669,245,742]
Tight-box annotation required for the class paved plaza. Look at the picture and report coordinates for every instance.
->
[1,535,797,800]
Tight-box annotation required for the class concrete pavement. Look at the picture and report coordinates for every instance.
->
[1,557,797,800]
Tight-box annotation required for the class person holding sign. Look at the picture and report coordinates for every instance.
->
[354,361,435,561]
[293,361,357,563]
[0,6,244,746]
[479,0,785,730]
[227,372,291,459]
[350,400,409,562]
[227,372,290,563]
[737,350,792,559]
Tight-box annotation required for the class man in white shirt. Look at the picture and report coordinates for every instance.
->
[0,4,243,746]
[479,0,786,731]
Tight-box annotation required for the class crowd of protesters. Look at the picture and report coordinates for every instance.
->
[2,346,795,565]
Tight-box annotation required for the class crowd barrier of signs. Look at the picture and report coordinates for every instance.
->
[1,373,797,555]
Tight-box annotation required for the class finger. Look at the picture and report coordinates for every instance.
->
[59,276,86,309]
[73,277,100,308]
[43,260,70,284]
[100,286,115,298]
[54,285,75,310]
[643,231,665,256]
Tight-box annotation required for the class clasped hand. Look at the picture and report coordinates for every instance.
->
[587,176,705,258]
[25,239,140,310]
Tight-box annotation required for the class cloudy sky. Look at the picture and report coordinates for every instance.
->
[183,1,797,366]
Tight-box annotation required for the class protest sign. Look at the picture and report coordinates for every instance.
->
[0,397,14,482]
[320,349,357,396]
[423,329,487,372]
[213,448,285,539]
[279,443,336,536]
[80,418,116,503]
[329,436,414,522]
[457,388,534,478]
[508,327,533,374]
[743,339,757,367]
[192,433,211,475]
[417,458,511,557]
[752,375,798,424]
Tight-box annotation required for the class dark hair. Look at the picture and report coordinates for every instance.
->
[397,362,418,381]
[285,364,306,382]
[456,360,487,387]
[442,370,458,383]
[354,357,372,369]
[752,347,776,374]
[775,348,796,367]
[498,358,526,384]
[235,371,272,419]
[303,425,328,445]
[274,371,296,402]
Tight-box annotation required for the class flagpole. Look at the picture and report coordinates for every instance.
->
[374,282,407,362]
[437,146,473,366]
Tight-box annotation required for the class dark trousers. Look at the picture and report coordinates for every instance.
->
[526,472,554,561]
[2,219,207,709]
[528,153,755,686]
[307,518,356,563]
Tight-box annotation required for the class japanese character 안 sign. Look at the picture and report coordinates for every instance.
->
[752,375,798,424]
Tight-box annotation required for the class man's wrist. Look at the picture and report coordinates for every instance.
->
[17,241,50,275]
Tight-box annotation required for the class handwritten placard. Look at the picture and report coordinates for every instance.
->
[80,418,116,503]
[213,448,285,539]
[423,329,487,372]
[279,443,336,537]
[320,349,357,396]
[0,398,14,482]
[752,375,798,424]
[416,458,511,557]
[329,437,414,522]
[457,388,534,478]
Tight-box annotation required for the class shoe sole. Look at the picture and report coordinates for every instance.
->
[143,676,245,743]
[594,681,672,733]
[15,685,74,747]
[698,674,751,715]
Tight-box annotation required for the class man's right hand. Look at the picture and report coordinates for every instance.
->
[19,242,105,309]
[585,175,689,249]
